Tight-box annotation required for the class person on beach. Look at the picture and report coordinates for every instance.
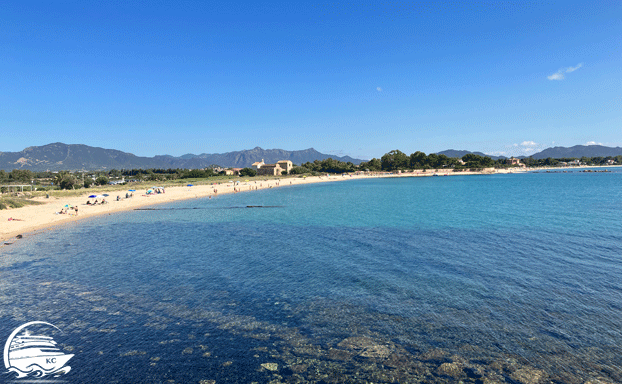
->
[74,206,78,216]
[8,217,23,221]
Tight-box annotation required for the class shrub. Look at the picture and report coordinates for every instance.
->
[95,176,109,186]
[239,168,257,177]
[290,166,309,175]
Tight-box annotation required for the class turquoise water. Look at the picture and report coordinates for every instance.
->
[1,170,622,383]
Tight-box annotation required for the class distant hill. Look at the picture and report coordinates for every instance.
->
[529,145,622,159]
[0,143,366,171]
[435,149,505,160]
[437,145,622,160]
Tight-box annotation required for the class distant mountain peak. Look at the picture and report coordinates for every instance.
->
[0,143,365,171]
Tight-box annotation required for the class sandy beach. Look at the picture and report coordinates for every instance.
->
[1,168,524,245]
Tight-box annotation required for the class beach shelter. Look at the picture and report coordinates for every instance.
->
[63,204,73,208]
[128,189,136,192]
[187,184,193,187]
[88,195,97,198]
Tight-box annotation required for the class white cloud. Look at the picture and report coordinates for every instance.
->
[547,72,564,80]
[586,141,602,146]
[520,141,537,146]
[547,63,583,80]
[376,87,382,92]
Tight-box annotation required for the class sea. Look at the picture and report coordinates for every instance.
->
[1,169,621,383]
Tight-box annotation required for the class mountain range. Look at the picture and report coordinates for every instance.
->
[2,143,621,172]
[0,143,365,172]
[436,145,622,160]
[435,150,505,160]
[526,145,622,159]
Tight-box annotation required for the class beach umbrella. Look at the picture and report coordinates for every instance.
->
[187,184,193,187]
[128,189,136,192]
[88,195,97,198]
[102,194,109,197]
[63,204,73,208]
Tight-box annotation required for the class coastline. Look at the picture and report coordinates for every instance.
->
[0,173,371,244]
[0,166,535,245]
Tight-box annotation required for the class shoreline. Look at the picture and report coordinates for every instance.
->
[1,173,377,244]
[1,164,611,246]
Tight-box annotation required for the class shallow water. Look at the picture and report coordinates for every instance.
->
[1,170,622,383]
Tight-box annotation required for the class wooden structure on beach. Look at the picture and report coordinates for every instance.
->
[0,185,34,193]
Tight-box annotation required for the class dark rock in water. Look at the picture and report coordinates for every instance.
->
[289,363,308,374]
[327,347,354,361]
[436,362,463,378]
[583,378,616,384]
[16,234,22,239]
[336,336,391,359]
[420,348,449,363]
[510,366,547,384]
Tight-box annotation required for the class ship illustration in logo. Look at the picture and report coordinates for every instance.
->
[4,321,73,378]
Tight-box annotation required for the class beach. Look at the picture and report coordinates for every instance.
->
[1,168,525,245]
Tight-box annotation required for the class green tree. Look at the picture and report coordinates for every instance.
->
[9,170,34,183]
[108,169,122,178]
[181,169,206,178]
[359,158,381,171]
[409,151,427,169]
[462,154,494,168]
[146,172,164,181]
[381,150,409,171]
[54,172,79,190]
[95,175,109,186]
[290,166,310,174]
[239,168,257,177]
[543,157,558,166]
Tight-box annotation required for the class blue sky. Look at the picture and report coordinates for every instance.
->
[2,1,620,160]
